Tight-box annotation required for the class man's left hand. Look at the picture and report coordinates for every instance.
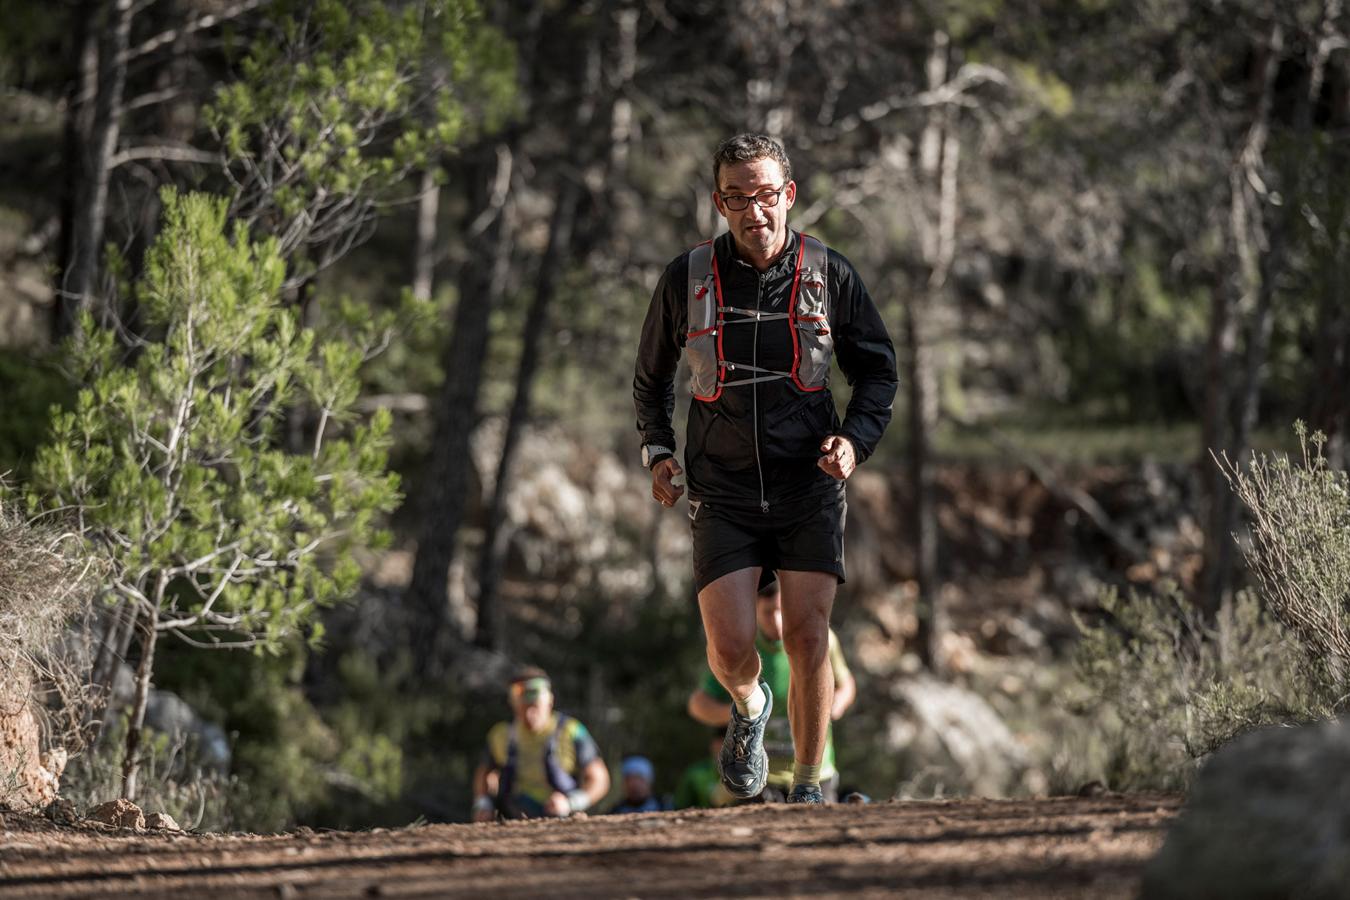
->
[817,435,857,480]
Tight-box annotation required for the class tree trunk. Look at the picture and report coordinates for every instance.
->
[472,11,617,652]
[910,30,955,674]
[412,166,441,302]
[1308,39,1349,470]
[58,0,133,339]
[53,0,100,342]
[406,143,515,672]
[906,297,944,674]
[473,177,581,651]
[121,603,158,800]
[1198,22,1282,615]
[1309,290,1348,469]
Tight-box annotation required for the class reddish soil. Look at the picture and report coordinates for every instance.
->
[0,793,1180,898]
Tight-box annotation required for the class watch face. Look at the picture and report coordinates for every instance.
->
[642,446,651,467]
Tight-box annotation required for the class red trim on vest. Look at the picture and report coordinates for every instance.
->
[697,252,727,401]
[787,237,824,392]
[693,234,823,401]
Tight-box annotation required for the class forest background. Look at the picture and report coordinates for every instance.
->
[0,0,1347,831]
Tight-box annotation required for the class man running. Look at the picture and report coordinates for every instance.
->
[472,667,610,821]
[687,578,856,801]
[634,133,896,804]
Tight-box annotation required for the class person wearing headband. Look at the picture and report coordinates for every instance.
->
[471,666,610,821]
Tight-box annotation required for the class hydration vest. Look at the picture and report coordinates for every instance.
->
[685,234,833,402]
[497,714,579,809]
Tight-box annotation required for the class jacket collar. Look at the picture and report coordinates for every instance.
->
[717,229,800,280]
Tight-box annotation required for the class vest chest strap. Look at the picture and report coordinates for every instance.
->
[685,235,832,401]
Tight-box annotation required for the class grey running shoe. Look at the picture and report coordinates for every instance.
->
[718,680,773,799]
[787,784,825,804]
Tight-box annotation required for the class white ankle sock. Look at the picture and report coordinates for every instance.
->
[734,683,766,719]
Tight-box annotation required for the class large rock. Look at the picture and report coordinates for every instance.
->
[883,673,1030,798]
[1142,718,1350,898]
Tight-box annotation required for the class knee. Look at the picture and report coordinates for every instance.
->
[707,632,756,675]
[782,617,828,662]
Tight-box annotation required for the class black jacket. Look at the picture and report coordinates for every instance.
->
[634,230,897,509]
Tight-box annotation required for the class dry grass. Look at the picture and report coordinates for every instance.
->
[0,491,102,753]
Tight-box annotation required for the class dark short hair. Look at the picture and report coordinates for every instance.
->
[510,665,550,686]
[712,133,793,191]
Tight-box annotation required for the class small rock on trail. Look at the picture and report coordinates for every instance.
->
[86,798,146,830]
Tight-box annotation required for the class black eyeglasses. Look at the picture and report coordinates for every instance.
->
[719,185,785,211]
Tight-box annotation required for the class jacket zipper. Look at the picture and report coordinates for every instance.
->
[753,272,768,513]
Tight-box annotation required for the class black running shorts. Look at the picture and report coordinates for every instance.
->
[689,488,847,593]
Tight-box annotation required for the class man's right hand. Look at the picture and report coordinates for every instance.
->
[651,458,685,507]
[545,791,571,817]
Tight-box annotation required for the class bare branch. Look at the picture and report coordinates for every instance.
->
[123,0,273,64]
[110,143,220,170]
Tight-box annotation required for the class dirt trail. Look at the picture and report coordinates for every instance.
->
[0,793,1179,898]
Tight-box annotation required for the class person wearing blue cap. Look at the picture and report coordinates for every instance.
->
[608,754,668,814]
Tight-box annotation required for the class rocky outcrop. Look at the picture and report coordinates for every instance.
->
[0,675,64,811]
[1142,718,1350,898]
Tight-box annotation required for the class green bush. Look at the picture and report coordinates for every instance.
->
[1074,586,1319,790]
[1075,426,1350,789]
[0,350,72,477]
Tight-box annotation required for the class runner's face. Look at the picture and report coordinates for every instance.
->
[623,773,651,802]
[714,157,795,263]
[513,692,553,732]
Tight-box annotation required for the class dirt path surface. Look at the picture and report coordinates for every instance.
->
[1,794,1180,898]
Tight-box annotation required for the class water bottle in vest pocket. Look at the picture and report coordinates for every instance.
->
[686,243,721,400]
[794,262,833,390]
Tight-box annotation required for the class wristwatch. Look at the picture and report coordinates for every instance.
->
[641,444,673,469]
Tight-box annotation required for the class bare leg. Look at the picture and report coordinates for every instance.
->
[778,569,836,769]
[696,566,762,702]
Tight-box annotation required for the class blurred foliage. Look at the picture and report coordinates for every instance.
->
[1075,582,1341,791]
[60,710,237,832]
[0,349,71,478]
[1074,426,1350,790]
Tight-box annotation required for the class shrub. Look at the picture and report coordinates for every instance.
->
[1074,586,1324,790]
[1075,425,1350,789]
[1219,423,1350,673]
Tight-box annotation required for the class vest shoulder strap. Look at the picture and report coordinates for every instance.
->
[687,242,716,333]
[800,234,828,277]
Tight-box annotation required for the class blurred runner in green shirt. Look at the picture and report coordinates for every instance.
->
[674,728,735,809]
[686,579,856,800]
